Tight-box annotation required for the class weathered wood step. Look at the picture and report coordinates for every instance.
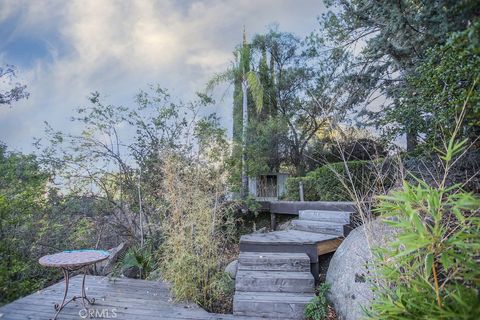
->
[236,270,314,293]
[299,210,351,223]
[240,230,339,264]
[291,219,346,236]
[233,291,314,319]
[240,230,338,245]
[238,252,310,272]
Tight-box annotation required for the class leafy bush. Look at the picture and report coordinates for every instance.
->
[284,176,318,201]
[304,283,330,320]
[208,272,235,313]
[0,145,57,304]
[368,138,480,319]
[331,138,386,161]
[382,20,480,150]
[121,245,156,279]
[0,145,111,304]
[311,161,373,201]
[159,153,237,312]
[285,160,394,201]
[209,272,235,298]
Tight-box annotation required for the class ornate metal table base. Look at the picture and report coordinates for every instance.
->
[39,249,109,320]
[52,267,95,320]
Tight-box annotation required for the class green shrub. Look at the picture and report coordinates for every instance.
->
[159,153,237,312]
[284,176,318,201]
[304,283,330,320]
[121,245,156,279]
[367,138,480,319]
[382,21,480,150]
[285,160,394,201]
[209,272,235,301]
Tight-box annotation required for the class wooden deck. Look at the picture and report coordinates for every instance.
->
[0,276,260,320]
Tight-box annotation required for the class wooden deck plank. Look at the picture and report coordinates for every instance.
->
[0,275,266,320]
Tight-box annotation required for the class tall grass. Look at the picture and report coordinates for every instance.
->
[159,152,236,311]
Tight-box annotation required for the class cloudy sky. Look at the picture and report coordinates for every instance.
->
[0,0,327,153]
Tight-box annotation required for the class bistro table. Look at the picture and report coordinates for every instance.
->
[39,249,110,320]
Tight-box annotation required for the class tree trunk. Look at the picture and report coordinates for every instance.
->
[406,129,418,152]
[241,78,249,198]
[292,149,305,177]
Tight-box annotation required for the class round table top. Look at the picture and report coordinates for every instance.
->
[39,250,110,269]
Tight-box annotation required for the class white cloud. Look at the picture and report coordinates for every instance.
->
[0,0,326,152]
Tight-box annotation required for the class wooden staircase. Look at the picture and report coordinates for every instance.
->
[233,209,353,319]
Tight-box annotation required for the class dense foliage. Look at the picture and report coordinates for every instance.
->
[284,160,394,202]
[159,153,237,311]
[369,139,480,319]
[0,145,103,304]
[2,1,480,318]
[304,283,331,320]
[2,86,238,311]
[321,0,479,151]
[0,145,50,303]
[217,27,354,182]
[383,21,480,149]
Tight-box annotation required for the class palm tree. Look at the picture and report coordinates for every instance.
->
[207,28,263,198]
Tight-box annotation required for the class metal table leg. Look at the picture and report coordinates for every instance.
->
[52,268,70,319]
[80,268,95,308]
[52,267,95,320]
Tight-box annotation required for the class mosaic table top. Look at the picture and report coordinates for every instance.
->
[39,249,110,269]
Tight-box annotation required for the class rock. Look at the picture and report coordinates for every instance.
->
[95,242,130,275]
[147,269,162,280]
[326,219,397,320]
[225,259,239,279]
[123,266,140,279]
[277,220,292,231]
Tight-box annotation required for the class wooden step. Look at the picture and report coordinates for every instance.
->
[236,270,314,293]
[299,210,351,223]
[240,230,338,245]
[267,200,356,215]
[291,219,346,236]
[238,252,311,272]
[240,230,340,263]
[233,291,314,319]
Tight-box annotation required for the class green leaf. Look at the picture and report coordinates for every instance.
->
[440,254,452,271]
[411,213,426,236]
[424,253,433,279]
[246,71,263,112]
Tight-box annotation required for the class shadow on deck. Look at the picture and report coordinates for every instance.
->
[0,276,259,320]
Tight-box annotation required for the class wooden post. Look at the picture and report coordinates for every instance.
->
[270,212,277,231]
[299,181,304,202]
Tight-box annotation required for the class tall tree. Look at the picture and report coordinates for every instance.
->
[0,144,51,303]
[207,29,263,198]
[386,21,480,149]
[321,0,479,151]
[250,29,352,175]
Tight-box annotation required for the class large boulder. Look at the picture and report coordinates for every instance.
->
[326,220,396,320]
[225,259,238,279]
